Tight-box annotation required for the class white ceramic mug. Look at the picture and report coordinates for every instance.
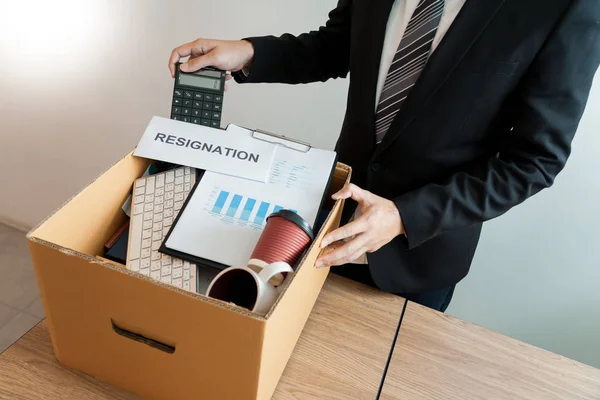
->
[206,261,293,315]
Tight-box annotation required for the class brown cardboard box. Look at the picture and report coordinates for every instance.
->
[26,152,351,400]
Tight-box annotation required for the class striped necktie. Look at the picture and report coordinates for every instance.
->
[375,0,446,143]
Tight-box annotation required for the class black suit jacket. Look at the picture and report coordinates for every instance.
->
[237,0,600,293]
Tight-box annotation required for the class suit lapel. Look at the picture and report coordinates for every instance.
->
[374,0,507,157]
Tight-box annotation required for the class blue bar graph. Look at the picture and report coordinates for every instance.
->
[240,198,256,221]
[226,195,243,217]
[212,191,230,214]
[273,205,283,213]
[254,202,271,226]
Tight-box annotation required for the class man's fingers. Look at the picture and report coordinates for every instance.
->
[181,53,215,73]
[321,217,368,248]
[316,235,368,268]
[168,42,196,77]
[332,183,370,205]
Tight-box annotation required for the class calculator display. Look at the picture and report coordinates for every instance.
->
[178,74,222,90]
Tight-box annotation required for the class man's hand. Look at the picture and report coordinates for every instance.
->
[316,184,405,268]
[168,38,254,77]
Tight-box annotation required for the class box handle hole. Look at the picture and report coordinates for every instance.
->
[111,319,175,354]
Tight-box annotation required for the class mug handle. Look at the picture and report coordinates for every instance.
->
[258,261,293,284]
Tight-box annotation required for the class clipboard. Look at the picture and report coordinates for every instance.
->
[159,124,338,270]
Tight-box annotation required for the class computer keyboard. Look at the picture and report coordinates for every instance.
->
[126,166,197,293]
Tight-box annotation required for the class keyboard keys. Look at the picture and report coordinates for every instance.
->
[144,203,153,212]
[140,268,150,276]
[154,195,164,205]
[153,221,163,231]
[164,216,173,226]
[153,213,163,223]
[152,241,161,251]
[175,176,184,185]
[156,174,164,188]
[144,212,153,221]
[173,278,183,288]
[155,187,164,197]
[175,185,183,194]
[173,268,183,279]
[161,275,172,284]
[165,199,174,208]
[151,252,161,261]
[135,195,144,203]
[133,204,144,215]
[155,204,164,213]
[175,169,184,177]
[184,281,190,291]
[165,183,174,192]
[142,238,152,248]
[164,208,174,218]
[151,260,161,271]
[152,231,162,241]
[166,171,174,183]
[135,186,145,196]
[144,194,153,203]
[184,183,191,191]
[161,265,172,276]
[184,269,190,280]
[141,259,151,269]
[143,220,152,230]
[184,175,191,183]
[129,259,140,272]
[141,248,151,258]
[151,270,161,280]
[175,201,183,211]
[173,259,183,268]
[142,229,152,239]
[146,176,155,193]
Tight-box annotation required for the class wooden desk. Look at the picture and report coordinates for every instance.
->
[0,275,405,400]
[380,301,600,400]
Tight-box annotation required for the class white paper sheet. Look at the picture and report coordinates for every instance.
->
[165,125,337,267]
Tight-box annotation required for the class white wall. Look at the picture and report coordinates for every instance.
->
[1,0,598,369]
[447,71,600,369]
[0,0,348,229]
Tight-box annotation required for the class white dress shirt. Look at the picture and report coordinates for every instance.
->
[353,0,467,264]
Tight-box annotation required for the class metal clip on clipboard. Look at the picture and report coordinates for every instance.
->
[250,128,312,153]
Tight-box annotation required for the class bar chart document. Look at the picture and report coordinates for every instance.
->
[164,125,337,267]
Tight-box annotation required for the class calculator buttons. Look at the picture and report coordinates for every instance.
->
[212,112,221,119]
[182,117,190,123]
[200,110,209,118]
[213,103,221,111]
[201,119,211,126]
[203,102,213,110]
[183,99,193,107]
[203,94,214,101]
[172,106,181,115]
[194,92,203,100]
[182,108,191,116]
[173,98,182,106]
[174,89,183,97]
[183,91,193,99]
[192,118,201,125]
[214,95,223,103]
[211,120,219,128]
[193,101,203,108]
[171,115,180,120]
[192,109,201,117]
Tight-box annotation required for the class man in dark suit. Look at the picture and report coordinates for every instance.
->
[169,0,600,311]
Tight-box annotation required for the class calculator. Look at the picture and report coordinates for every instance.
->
[171,63,226,128]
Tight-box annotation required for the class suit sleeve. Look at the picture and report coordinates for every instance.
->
[394,0,600,249]
[235,0,352,84]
